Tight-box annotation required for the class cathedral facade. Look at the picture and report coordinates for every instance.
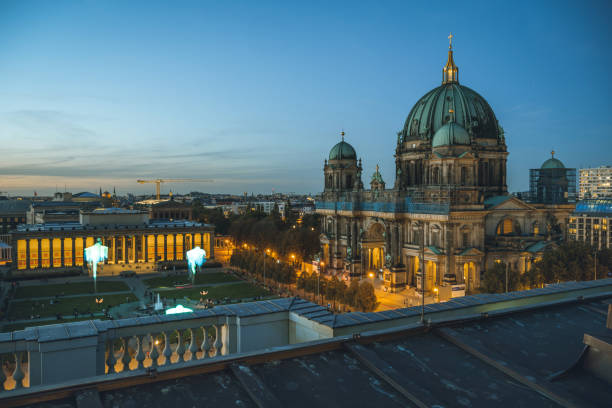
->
[316,41,574,293]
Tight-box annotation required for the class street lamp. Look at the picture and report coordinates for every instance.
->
[318,261,324,304]
[264,248,271,286]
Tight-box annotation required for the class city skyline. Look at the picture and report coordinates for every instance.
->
[1,0,611,195]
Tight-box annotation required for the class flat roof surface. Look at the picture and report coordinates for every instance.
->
[13,220,212,233]
[21,296,611,408]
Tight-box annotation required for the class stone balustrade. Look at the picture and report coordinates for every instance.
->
[1,279,612,393]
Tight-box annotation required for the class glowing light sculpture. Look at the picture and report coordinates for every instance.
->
[186,246,207,284]
[165,304,194,315]
[84,238,108,293]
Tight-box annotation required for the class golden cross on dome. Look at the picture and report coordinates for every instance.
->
[448,33,453,49]
[341,130,345,141]
[551,150,555,158]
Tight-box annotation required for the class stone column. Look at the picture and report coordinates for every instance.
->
[144,235,148,262]
[26,238,31,270]
[71,237,76,266]
[112,236,117,264]
[37,238,42,269]
[122,235,127,263]
[132,235,136,263]
[173,233,177,260]
[154,234,158,261]
[49,238,54,268]
[209,231,214,260]
[60,238,65,267]
[163,234,167,261]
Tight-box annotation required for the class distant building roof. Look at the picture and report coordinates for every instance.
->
[73,192,101,198]
[88,208,145,214]
[14,219,213,233]
[574,199,612,215]
[31,201,82,208]
[483,195,511,208]
[0,200,31,214]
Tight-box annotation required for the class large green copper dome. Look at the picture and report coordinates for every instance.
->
[329,140,356,161]
[402,83,500,142]
[432,122,470,147]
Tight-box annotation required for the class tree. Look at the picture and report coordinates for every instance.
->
[481,262,520,294]
[355,282,378,312]
[344,280,360,308]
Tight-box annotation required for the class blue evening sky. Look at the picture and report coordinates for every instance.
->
[0,0,610,196]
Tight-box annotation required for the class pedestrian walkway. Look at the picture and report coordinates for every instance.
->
[9,290,133,303]
[152,280,244,292]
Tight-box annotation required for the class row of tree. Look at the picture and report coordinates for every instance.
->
[230,250,297,285]
[296,272,378,312]
[230,249,378,312]
[481,241,612,293]
[193,199,321,261]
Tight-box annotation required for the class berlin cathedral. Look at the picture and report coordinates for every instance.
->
[316,39,574,293]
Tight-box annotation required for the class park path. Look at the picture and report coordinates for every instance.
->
[10,290,133,303]
[124,277,147,303]
[152,280,244,292]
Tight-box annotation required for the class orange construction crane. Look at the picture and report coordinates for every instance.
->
[136,179,213,200]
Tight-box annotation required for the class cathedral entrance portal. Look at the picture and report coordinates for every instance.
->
[362,223,385,277]
[463,262,476,292]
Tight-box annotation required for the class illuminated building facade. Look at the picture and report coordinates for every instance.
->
[316,40,574,293]
[568,199,612,250]
[10,208,214,276]
[579,166,612,199]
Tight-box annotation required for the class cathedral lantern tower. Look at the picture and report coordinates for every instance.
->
[324,132,363,194]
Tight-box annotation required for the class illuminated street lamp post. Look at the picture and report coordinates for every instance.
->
[84,238,108,293]
[264,248,271,286]
[317,261,324,304]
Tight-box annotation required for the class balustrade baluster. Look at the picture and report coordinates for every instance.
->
[0,355,6,391]
[162,332,172,366]
[135,335,146,369]
[149,334,160,368]
[201,326,211,359]
[176,330,186,362]
[212,325,223,357]
[106,341,118,374]
[187,328,199,361]
[12,352,25,389]
[221,324,229,356]
[121,337,132,372]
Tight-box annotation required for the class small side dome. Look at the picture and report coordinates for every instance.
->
[329,141,357,161]
[432,122,470,147]
[541,151,565,169]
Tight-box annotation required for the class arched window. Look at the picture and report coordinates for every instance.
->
[496,218,518,235]
[346,175,353,189]
[461,167,467,185]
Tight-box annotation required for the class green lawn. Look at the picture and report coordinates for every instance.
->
[144,272,239,288]
[154,282,269,301]
[8,293,138,320]
[14,281,131,299]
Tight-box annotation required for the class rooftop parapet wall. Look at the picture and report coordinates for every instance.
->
[0,280,611,393]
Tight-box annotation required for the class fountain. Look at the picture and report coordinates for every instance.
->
[154,293,164,311]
